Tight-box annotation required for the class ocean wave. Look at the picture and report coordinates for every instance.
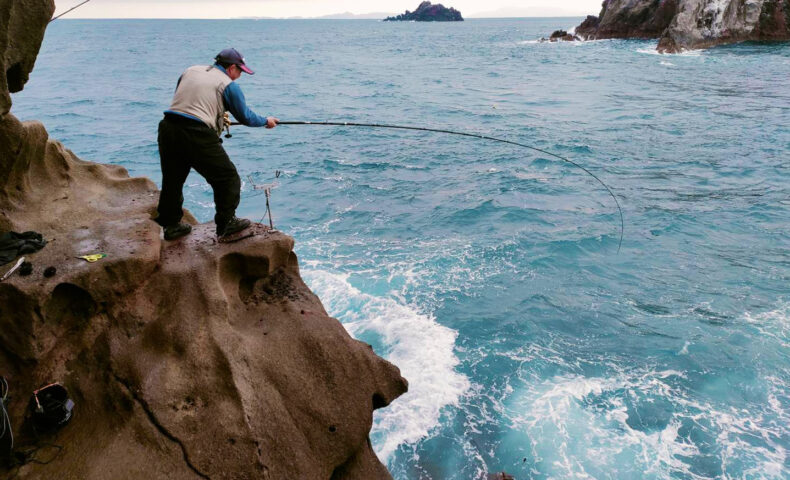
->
[744,302,790,348]
[301,269,470,460]
[505,367,789,479]
[637,47,703,57]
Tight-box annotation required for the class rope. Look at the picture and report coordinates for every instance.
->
[50,0,92,22]
[0,377,12,457]
[233,120,624,252]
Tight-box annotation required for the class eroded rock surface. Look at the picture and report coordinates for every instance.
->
[0,2,408,479]
[0,0,54,117]
[575,0,679,40]
[574,0,790,52]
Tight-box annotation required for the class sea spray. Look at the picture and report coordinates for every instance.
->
[302,269,470,459]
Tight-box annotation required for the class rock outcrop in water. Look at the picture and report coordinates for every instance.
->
[384,1,463,21]
[541,30,581,42]
[574,0,790,52]
[575,0,679,41]
[0,1,408,479]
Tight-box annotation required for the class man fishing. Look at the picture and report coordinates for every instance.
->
[155,48,279,240]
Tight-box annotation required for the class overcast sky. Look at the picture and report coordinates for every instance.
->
[57,0,603,19]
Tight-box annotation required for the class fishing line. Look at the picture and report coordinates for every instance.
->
[233,120,624,252]
[50,0,92,22]
[1,377,12,456]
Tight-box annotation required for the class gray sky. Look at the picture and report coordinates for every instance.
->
[57,0,603,18]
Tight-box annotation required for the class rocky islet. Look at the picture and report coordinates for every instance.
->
[384,1,463,21]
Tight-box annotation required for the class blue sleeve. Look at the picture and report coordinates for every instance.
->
[222,82,268,127]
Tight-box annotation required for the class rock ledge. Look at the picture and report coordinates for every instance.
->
[0,2,408,479]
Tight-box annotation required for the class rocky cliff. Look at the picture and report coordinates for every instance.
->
[575,0,790,52]
[0,1,408,479]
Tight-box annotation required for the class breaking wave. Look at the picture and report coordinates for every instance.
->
[302,269,470,460]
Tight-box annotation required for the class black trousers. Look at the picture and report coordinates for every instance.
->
[156,115,240,229]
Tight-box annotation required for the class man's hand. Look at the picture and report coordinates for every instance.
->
[223,112,231,128]
[265,117,279,129]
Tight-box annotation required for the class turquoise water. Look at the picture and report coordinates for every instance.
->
[13,18,790,479]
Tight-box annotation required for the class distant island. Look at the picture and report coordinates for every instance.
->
[384,1,463,22]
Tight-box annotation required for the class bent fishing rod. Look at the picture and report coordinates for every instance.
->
[50,0,92,22]
[230,120,624,253]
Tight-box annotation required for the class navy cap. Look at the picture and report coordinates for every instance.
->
[215,48,254,75]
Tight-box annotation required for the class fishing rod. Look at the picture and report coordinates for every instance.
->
[230,120,624,253]
[50,0,92,22]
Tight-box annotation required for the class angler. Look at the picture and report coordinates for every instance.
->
[155,48,279,241]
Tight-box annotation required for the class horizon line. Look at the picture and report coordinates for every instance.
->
[50,15,590,20]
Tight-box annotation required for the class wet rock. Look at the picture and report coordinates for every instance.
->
[546,30,580,42]
[487,473,515,480]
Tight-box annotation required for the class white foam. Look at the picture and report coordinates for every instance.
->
[506,370,748,478]
[519,39,587,47]
[637,47,663,55]
[302,269,470,460]
[744,302,790,347]
[637,47,703,57]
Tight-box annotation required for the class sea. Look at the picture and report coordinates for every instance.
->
[12,18,790,479]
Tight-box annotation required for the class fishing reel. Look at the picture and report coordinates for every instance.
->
[28,383,74,432]
[223,112,233,139]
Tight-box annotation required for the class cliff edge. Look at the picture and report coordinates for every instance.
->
[574,0,790,52]
[0,1,408,479]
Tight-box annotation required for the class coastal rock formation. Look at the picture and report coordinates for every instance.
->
[0,1,408,479]
[0,0,54,117]
[575,0,678,40]
[574,0,790,52]
[384,1,463,21]
[541,30,581,42]
[657,0,790,51]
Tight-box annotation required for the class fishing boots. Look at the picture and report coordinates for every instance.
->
[217,216,251,238]
[163,222,192,241]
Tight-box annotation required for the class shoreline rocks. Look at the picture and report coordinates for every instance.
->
[384,1,463,21]
[570,0,790,53]
[540,30,581,42]
[575,0,678,41]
